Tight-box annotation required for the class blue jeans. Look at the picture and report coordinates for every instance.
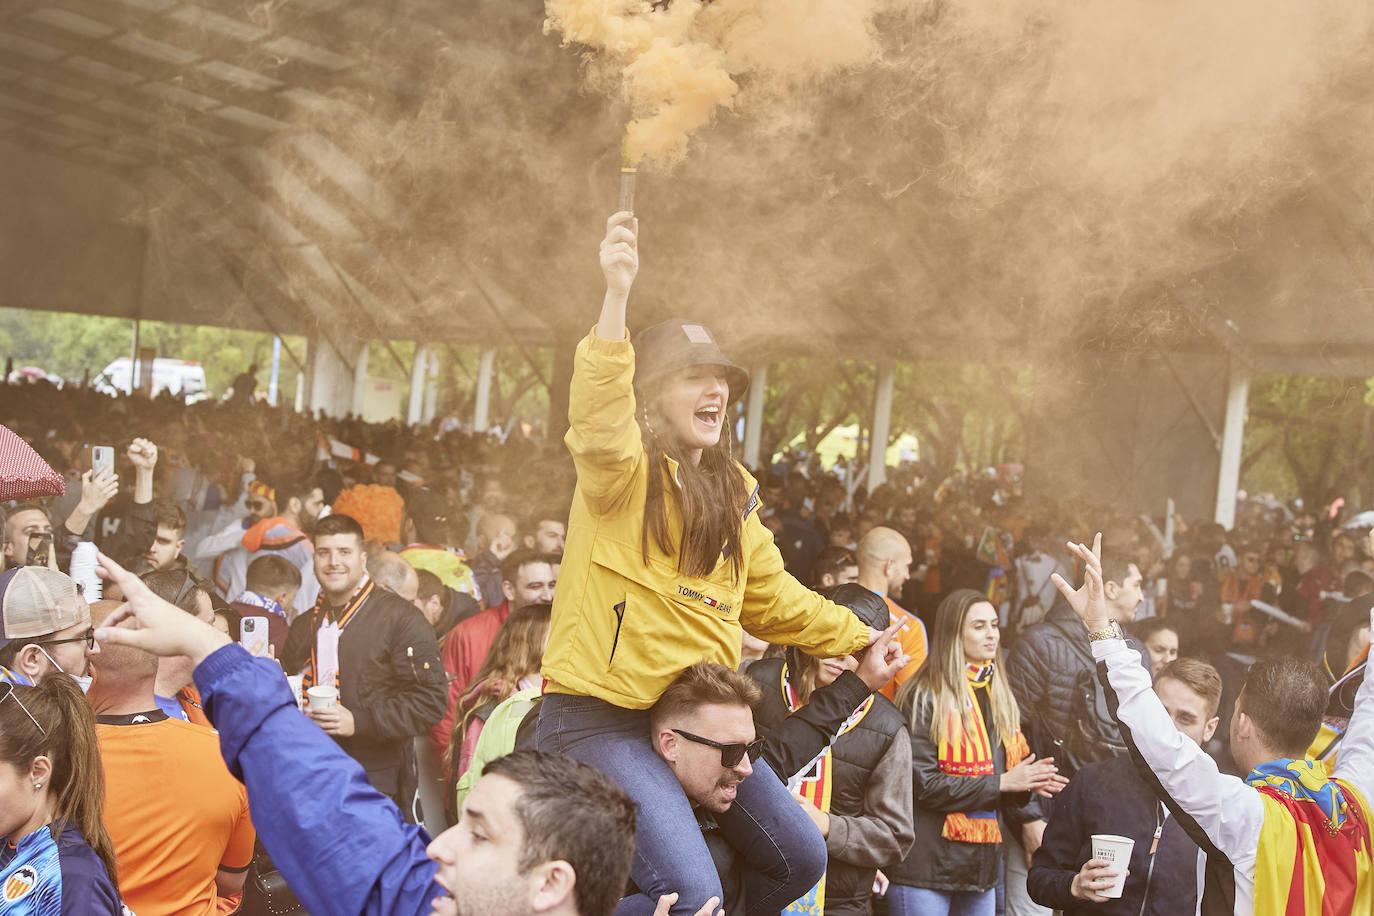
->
[887,885,996,916]
[536,693,827,916]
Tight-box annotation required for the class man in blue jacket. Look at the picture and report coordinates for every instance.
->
[90,553,715,916]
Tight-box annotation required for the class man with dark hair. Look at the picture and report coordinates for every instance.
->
[283,513,448,808]
[432,549,557,755]
[809,546,858,589]
[522,507,567,556]
[1029,657,1222,914]
[140,496,188,573]
[1056,538,1374,913]
[1007,546,1149,779]
[1005,543,1148,914]
[413,569,465,644]
[230,554,300,656]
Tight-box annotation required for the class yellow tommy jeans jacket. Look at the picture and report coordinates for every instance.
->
[541,329,869,710]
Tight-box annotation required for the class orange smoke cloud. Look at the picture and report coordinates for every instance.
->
[545,0,891,166]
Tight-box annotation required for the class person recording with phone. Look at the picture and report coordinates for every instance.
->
[2,439,164,578]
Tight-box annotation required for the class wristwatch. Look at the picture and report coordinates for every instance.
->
[1088,620,1123,642]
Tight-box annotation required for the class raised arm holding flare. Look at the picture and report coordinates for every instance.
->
[537,212,896,916]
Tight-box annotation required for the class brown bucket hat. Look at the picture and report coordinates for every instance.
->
[632,318,750,404]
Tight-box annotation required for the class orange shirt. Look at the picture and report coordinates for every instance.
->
[880,596,929,702]
[97,715,255,916]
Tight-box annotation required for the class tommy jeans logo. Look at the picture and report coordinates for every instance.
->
[678,585,733,615]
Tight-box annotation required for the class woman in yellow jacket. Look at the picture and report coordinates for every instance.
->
[536,212,895,916]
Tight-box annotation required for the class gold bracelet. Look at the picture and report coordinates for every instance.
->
[1088,621,1122,642]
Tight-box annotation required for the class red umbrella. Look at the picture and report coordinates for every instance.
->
[0,424,65,501]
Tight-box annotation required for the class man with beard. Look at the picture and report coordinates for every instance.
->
[210,477,323,619]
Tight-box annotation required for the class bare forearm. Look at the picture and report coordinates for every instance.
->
[134,468,154,504]
[596,289,628,341]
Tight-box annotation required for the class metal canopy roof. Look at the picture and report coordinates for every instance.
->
[3,0,1374,373]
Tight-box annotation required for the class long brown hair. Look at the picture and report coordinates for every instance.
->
[639,396,749,582]
[0,675,118,887]
[445,604,552,771]
[896,589,1020,748]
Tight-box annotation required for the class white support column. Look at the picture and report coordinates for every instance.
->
[422,348,442,424]
[407,345,428,425]
[867,359,895,493]
[308,335,363,419]
[351,340,370,418]
[742,365,767,469]
[473,347,496,432]
[1214,359,1250,529]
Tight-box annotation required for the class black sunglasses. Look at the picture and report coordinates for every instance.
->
[672,729,764,768]
[0,682,46,736]
[34,627,96,651]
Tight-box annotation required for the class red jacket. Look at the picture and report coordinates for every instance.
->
[431,600,510,754]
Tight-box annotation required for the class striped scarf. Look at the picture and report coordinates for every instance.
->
[937,663,1028,844]
[300,576,375,692]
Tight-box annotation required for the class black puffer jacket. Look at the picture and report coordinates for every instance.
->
[1005,600,1151,781]
[749,659,915,915]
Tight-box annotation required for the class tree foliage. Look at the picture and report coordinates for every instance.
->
[1242,373,1374,509]
[756,358,1029,474]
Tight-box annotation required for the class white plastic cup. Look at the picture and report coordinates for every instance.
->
[1220,602,1234,625]
[286,675,304,711]
[1090,834,1135,898]
[306,685,337,711]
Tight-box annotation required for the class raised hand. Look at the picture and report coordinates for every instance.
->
[78,468,119,515]
[856,621,910,692]
[600,211,639,300]
[93,552,230,664]
[1050,532,1110,630]
[127,438,158,471]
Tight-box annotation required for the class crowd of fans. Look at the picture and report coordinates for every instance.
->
[1,359,1372,914]
[0,214,1370,915]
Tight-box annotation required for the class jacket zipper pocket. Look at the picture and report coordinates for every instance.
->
[609,602,626,666]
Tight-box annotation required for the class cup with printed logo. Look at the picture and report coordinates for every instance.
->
[1090,834,1134,898]
[286,675,305,711]
[307,685,337,711]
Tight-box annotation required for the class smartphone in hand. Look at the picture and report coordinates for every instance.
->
[91,446,115,477]
[239,616,269,656]
[27,533,53,568]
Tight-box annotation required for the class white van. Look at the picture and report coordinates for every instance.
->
[94,358,209,402]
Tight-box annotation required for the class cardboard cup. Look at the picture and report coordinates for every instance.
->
[307,685,337,711]
[286,675,304,710]
[1090,834,1135,898]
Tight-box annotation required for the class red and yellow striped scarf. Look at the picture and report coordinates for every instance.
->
[937,663,1028,844]
[301,576,375,691]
